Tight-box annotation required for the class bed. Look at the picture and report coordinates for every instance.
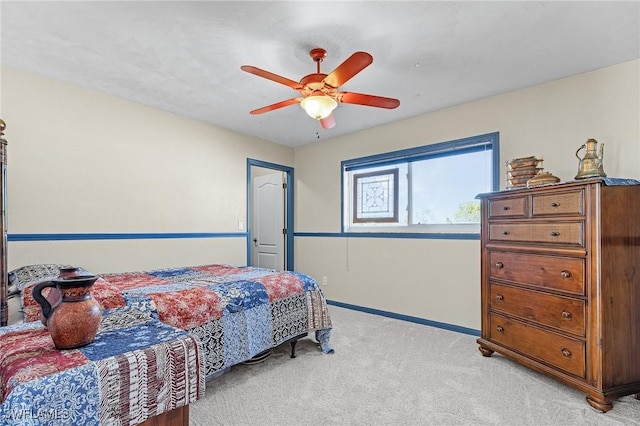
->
[0,119,334,424]
[13,262,333,378]
[1,306,204,425]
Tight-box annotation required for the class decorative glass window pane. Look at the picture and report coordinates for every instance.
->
[353,169,399,223]
[341,132,499,235]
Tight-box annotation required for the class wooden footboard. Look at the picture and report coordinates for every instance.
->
[138,405,189,426]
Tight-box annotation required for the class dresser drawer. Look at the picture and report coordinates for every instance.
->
[489,313,585,378]
[489,283,585,336]
[488,251,585,294]
[488,196,527,218]
[489,222,584,246]
[532,190,584,217]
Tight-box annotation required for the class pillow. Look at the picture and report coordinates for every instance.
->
[9,264,75,292]
[7,292,23,326]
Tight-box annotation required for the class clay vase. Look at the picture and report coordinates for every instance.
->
[32,274,102,349]
[39,267,82,326]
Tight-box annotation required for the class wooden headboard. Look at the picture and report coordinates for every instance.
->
[0,119,7,326]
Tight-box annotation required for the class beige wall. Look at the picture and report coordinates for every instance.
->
[294,59,640,330]
[1,65,294,273]
[2,60,638,331]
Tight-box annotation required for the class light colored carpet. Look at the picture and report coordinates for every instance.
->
[190,306,640,425]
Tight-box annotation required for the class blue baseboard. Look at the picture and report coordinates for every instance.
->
[326,300,481,337]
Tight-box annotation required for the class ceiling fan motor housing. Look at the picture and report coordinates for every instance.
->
[299,73,335,97]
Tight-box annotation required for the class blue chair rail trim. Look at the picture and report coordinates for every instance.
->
[295,232,479,240]
[327,300,481,337]
[8,232,248,242]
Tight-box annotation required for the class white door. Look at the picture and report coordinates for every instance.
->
[252,172,285,270]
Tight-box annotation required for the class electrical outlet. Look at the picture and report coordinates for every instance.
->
[322,276,328,286]
[238,221,244,230]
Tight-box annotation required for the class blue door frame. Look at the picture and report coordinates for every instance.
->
[246,159,294,271]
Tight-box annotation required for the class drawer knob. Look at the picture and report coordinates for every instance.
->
[495,262,504,269]
[561,310,572,319]
[550,202,560,207]
[502,206,511,211]
[496,294,504,301]
[496,325,504,333]
[502,230,510,235]
[560,270,572,279]
[550,231,560,237]
[561,348,572,358]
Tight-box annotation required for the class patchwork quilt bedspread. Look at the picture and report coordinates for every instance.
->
[0,307,204,425]
[19,264,333,378]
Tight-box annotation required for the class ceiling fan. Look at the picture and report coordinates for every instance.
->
[241,48,400,129]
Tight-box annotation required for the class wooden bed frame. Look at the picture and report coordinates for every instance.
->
[0,119,191,425]
[139,406,188,426]
[0,119,8,328]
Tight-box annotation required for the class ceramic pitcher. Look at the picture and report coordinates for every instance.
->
[38,267,82,326]
[32,274,102,349]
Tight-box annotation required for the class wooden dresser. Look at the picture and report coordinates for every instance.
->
[476,179,640,412]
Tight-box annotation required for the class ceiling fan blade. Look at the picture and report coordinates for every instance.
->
[320,114,336,129]
[338,92,400,109]
[249,98,302,115]
[241,65,303,90]
[323,52,373,88]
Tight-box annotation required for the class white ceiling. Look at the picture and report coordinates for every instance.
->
[1,1,639,148]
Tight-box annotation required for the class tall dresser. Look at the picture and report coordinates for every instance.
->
[476,178,640,412]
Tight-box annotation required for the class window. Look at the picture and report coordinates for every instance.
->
[342,132,499,235]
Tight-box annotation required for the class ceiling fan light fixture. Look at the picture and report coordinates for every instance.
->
[300,95,337,120]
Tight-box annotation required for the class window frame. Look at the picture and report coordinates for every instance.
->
[340,132,500,238]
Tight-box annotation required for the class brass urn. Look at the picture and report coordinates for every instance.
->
[575,138,606,179]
